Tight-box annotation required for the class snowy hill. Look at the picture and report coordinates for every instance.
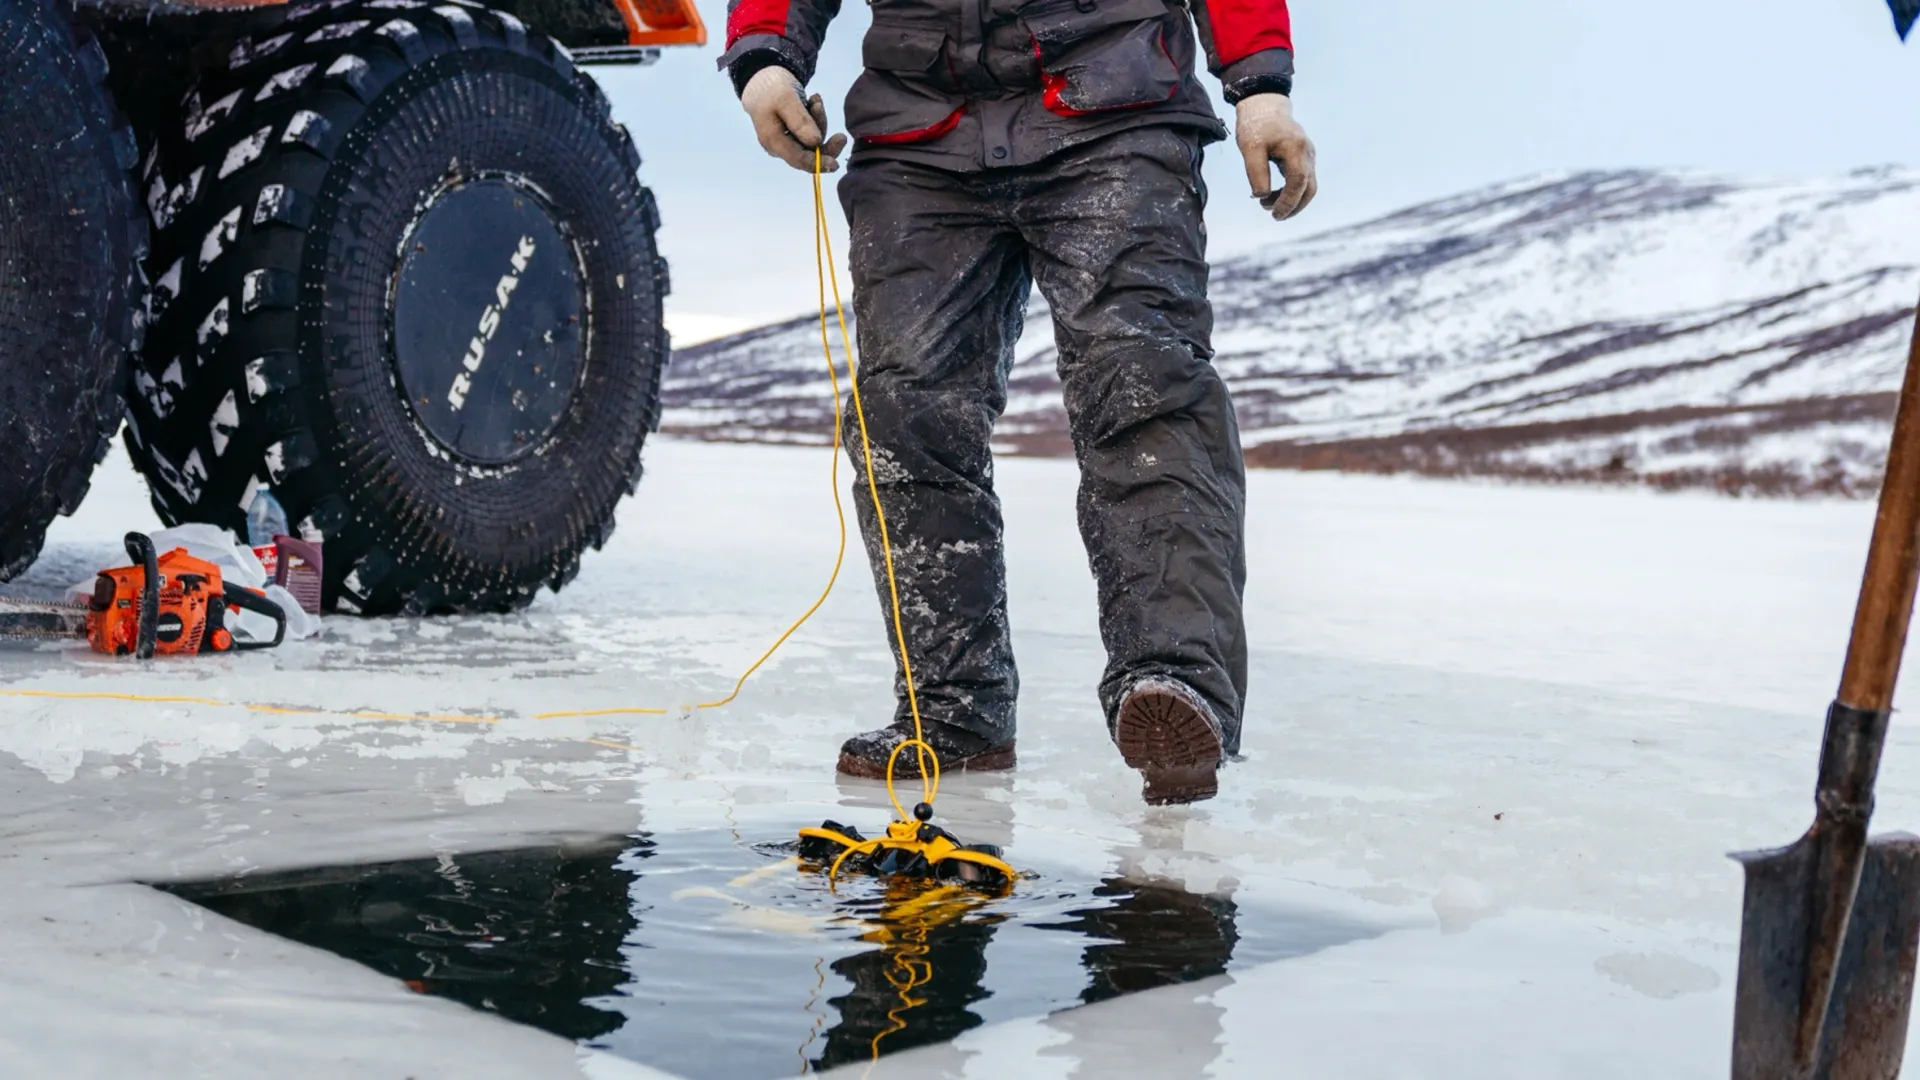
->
[662,168,1920,495]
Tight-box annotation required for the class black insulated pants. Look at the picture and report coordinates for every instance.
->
[839,125,1249,753]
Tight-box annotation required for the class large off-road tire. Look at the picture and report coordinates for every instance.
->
[128,0,667,614]
[0,0,146,579]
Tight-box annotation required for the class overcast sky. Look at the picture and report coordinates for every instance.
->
[591,0,1920,341]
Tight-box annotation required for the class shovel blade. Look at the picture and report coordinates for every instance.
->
[1733,832,1920,1079]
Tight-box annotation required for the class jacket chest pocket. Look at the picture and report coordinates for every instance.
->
[862,23,950,78]
[847,23,967,144]
[1022,0,1180,115]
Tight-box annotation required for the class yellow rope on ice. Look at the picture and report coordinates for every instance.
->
[0,687,499,725]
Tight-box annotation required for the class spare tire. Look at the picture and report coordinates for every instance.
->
[0,0,146,580]
[127,0,667,614]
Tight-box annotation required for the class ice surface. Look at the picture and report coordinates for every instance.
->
[5,437,1920,1077]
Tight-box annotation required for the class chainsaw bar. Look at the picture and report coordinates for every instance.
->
[0,598,89,642]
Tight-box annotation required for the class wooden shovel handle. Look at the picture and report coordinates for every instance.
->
[1840,299,1920,712]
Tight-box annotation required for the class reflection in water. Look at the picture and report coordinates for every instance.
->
[1052,879,1239,1005]
[1041,879,1239,1080]
[815,883,1003,1070]
[159,833,1371,1079]
[811,877,1241,1071]
[164,838,646,1041]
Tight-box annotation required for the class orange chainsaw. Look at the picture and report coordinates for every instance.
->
[0,533,285,656]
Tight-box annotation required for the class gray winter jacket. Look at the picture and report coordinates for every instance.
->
[719,0,1295,170]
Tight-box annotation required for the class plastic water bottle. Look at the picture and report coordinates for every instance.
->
[246,488,290,547]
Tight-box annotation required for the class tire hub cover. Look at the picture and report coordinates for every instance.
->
[391,178,584,464]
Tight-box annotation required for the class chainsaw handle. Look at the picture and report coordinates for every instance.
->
[123,532,158,659]
[220,583,286,650]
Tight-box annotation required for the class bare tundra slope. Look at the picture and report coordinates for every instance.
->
[663,168,1920,495]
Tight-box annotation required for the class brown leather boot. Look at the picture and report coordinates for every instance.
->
[1114,679,1226,805]
[836,720,1015,780]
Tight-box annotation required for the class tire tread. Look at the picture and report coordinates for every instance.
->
[0,0,146,579]
[126,0,661,613]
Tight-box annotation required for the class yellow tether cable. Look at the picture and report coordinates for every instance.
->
[531,150,855,723]
[1,147,946,824]
[811,149,939,817]
[545,147,941,819]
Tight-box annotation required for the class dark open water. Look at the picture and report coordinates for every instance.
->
[159,830,1377,1078]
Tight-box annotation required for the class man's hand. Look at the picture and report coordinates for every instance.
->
[741,65,848,172]
[1235,94,1317,221]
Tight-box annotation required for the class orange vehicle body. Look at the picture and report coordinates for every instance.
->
[142,0,707,46]
[616,0,706,46]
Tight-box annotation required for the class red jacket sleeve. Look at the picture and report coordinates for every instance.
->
[1191,0,1295,103]
[718,0,840,94]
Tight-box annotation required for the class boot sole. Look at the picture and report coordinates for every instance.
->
[1115,686,1223,805]
[836,742,1017,781]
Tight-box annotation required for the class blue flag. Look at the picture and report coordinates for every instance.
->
[1893,0,1920,40]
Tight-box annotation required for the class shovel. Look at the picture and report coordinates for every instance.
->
[1730,293,1920,1078]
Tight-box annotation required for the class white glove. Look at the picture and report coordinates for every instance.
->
[1235,93,1317,221]
[741,65,848,172]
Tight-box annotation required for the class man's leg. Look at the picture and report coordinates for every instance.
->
[835,159,1031,776]
[1016,128,1249,797]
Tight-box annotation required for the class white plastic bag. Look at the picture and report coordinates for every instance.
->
[152,523,269,587]
[259,582,322,642]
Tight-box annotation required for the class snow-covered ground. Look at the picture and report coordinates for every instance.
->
[5,437,1920,1077]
